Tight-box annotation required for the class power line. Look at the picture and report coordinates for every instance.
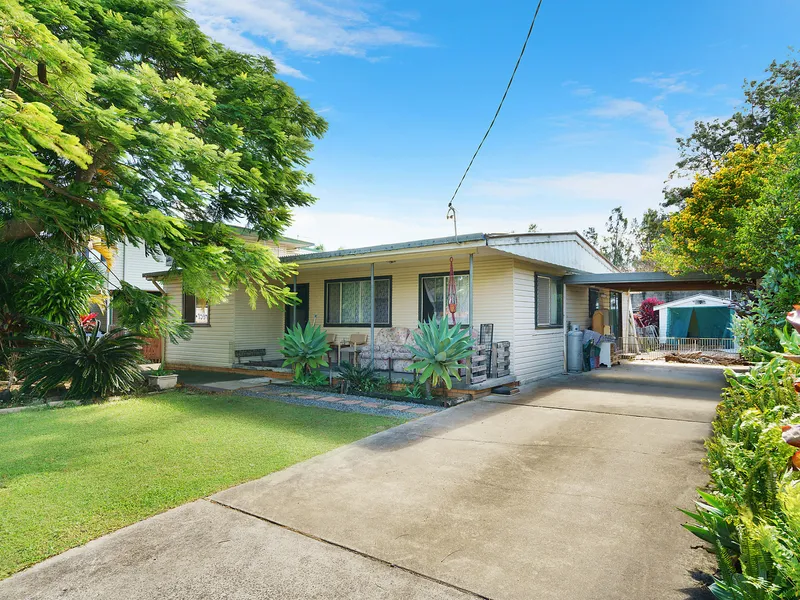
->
[447,0,545,214]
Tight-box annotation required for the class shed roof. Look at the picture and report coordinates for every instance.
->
[652,294,733,311]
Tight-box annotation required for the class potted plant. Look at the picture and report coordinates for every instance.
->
[146,367,178,390]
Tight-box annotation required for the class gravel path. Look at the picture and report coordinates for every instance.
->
[190,381,444,419]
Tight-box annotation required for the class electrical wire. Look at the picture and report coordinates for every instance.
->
[447,0,545,214]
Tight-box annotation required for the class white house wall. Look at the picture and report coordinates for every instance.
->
[234,287,285,360]
[110,241,164,292]
[512,261,564,383]
[164,279,236,368]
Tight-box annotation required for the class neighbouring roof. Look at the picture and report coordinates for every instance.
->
[652,293,733,311]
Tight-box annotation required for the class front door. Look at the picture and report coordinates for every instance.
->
[285,283,309,330]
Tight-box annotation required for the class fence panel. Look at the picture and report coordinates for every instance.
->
[615,337,739,360]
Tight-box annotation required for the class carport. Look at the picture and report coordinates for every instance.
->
[562,270,755,292]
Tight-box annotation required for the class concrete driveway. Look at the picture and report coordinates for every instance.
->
[1,362,723,600]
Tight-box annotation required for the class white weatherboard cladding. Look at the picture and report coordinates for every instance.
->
[111,241,164,292]
[164,279,235,368]
[512,260,564,383]
[489,234,616,274]
[234,287,285,361]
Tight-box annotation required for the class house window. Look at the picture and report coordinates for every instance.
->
[324,277,391,327]
[183,293,210,325]
[419,273,470,324]
[535,274,563,327]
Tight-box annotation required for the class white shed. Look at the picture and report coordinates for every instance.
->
[653,294,733,342]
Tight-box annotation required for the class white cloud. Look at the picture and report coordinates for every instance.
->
[191,14,307,78]
[632,72,697,98]
[186,0,429,67]
[589,98,678,139]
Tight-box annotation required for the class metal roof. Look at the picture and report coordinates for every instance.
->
[562,271,755,291]
[281,233,487,262]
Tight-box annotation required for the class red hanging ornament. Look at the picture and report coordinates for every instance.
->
[447,256,457,325]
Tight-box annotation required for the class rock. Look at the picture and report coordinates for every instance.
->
[782,424,800,448]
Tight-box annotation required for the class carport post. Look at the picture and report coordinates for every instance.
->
[468,253,474,332]
[370,263,375,369]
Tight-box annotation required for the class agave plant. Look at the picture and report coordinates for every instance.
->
[17,318,145,400]
[405,317,474,391]
[279,323,330,378]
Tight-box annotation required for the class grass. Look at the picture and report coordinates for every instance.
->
[0,391,402,579]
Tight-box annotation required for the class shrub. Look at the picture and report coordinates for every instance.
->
[682,323,800,598]
[295,370,328,387]
[17,319,145,400]
[404,380,430,400]
[278,323,330,378]
[337,361,381,394]
[637,297,663,328]
[405,317,473,391]
[18,259,106,326]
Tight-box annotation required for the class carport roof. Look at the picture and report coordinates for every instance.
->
[562,271,756,291]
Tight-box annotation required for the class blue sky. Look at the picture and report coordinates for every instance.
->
[186,0,800,249]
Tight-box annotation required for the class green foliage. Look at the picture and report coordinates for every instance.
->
[147,368,175,377]
[294,370,328,388]
[279,323,330,378]
[1,0,325,310]
[111,282,191,344]
[405,318,474,389]
[404,379,430,400]
[17,319,145,400]
[682,334,800,598]
[337,361,381,394]
[18,259,105,326]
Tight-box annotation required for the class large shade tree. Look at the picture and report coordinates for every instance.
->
[0,0,326,308]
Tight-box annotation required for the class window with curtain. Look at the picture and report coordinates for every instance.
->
[182,293,210,325]
[535,274,563,327]
[419,273,470,324]
[324,277,391,326]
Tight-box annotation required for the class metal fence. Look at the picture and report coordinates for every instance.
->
[615,336,740,360]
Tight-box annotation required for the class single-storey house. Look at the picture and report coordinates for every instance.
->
[653,293,735,343]
[144,232,631,388]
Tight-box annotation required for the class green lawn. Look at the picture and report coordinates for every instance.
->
[0,392,401,579]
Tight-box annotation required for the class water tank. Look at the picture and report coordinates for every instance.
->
[567,325,584,373]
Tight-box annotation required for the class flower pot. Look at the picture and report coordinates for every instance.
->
[147,374,178,390]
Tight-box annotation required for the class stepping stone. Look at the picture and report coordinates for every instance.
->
[360,402,381,408]
[385,404,410,411]
[299,395,321,400]
[407,407,435,415]
[338,400,361,405]
[317,396,342,403]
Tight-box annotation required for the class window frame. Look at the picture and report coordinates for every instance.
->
[182,293,210,327]
[323,276,392,328]
[534,273,564,329]
[418,271,471,325]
